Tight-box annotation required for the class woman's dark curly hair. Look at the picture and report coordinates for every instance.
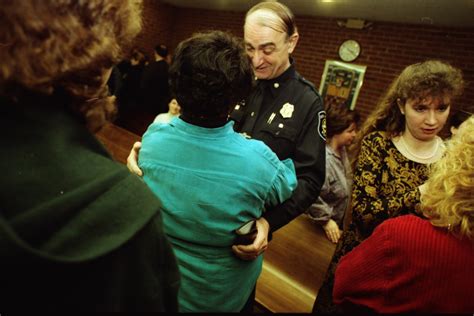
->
[0,0,143,131]
[169,30,254,120]
[350,60,464,166]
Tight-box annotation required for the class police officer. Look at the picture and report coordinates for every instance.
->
[230,2,326,261]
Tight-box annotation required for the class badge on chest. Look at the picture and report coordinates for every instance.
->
[266,102,294,126]
[280,102,294,119]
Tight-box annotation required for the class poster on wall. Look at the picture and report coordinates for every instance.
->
[319,60,367,110]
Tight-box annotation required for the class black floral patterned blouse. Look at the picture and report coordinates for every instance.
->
[350,130,429,240]
[314,130,431,313]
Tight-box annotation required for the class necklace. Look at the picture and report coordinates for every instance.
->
[400,134,440,160]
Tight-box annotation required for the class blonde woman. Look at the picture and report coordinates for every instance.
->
[333,116,474,313]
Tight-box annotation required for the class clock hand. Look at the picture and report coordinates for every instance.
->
[346,47,356,55]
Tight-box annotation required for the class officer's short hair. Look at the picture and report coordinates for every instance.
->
[245,2,297,38]
[169,30,253,120]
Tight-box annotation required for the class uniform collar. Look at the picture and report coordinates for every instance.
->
[257,58,296,97]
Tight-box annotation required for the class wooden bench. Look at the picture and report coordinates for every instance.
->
[256,214,337,313]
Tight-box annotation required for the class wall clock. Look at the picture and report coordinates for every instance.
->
[338,39,361,62]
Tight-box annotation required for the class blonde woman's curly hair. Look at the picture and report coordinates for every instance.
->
[349,60,464,166]
[0,0,143,131]
[421,116,474,240]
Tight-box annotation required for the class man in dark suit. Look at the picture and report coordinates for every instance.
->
[140,44,171,116]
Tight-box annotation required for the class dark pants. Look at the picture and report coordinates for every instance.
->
[240,286,256,313]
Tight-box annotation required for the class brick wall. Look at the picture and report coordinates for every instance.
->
[133,0,176,60]
[134,1,474,121]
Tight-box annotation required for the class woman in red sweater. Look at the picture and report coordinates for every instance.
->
[333,116,474,313]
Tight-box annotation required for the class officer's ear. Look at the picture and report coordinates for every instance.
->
[287,32,299,54]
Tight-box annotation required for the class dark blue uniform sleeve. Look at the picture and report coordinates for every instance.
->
[263,97,326,232]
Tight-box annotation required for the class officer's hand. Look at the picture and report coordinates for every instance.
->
[323,219,341,244]
[127,141,143,176]
[232,217,269,261]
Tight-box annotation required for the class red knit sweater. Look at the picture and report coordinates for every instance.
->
[333,215,474,313]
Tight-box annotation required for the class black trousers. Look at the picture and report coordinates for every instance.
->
[240,286,256,313]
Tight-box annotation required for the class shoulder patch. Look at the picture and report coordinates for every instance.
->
[317,111,326,141]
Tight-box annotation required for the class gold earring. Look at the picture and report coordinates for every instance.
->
[397,98,405,115]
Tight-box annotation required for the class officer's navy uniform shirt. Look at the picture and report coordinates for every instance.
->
[230,61,326,232]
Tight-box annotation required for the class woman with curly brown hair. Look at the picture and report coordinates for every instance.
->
[314,60,465,313]
[0,0,179,312]
[333,116,474,313]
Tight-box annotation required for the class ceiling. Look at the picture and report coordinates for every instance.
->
[160,0,474,28]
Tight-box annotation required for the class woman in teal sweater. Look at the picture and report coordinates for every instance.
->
[139,31,297,312]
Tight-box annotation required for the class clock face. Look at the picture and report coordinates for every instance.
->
[338,40,360,62]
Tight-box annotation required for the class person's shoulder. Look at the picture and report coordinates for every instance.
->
[142,121,174,140]
[234,132,266,151]
[296,74,323,102]
[293,70,317,88]
[363,130,390,143]
[73,152,162,213]
[152,60,168,71]
[296,74,318,93]
[376,215,427,238]
[94,162,164,241]
[383,214,423,226]
[153,113,170,124]
[143,60,160,71]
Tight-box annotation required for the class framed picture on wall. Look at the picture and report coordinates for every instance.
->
[319,60,367,110]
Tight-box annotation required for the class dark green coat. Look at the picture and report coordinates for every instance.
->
[0,93,180,312]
